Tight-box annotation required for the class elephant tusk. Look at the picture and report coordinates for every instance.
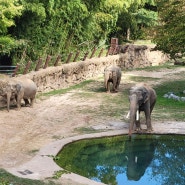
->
[136,110,139,121]
[135,156,138,163]
[126,111,130,119]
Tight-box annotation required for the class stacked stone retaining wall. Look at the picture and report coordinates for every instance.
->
[0,44,169,100]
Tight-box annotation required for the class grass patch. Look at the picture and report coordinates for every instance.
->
[134,40,154,45]
[154,80,185,121]
[128,76,160,82]
[75,127,99,134]
[0,169,56,185]
[41,80,96,97]
[127,61,179,72]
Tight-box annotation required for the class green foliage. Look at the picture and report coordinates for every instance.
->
[153,0,185,59]
[0,0,22,54]
[0,0,159,64]
[0,0,22,33]
[0,36,17,55]
[52,170,68,179]
[112,0,158,41]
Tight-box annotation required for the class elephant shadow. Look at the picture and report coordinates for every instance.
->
[125,136,156,181]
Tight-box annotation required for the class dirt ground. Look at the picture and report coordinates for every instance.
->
[0,66,185,184]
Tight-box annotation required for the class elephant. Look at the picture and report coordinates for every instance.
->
[0,78,37,111]
[104,65,122,93]
[127,83,157,136]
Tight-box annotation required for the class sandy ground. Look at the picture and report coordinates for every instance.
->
[0,66,185,184]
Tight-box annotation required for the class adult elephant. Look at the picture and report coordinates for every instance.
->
[128,83,157,136]
[104,65,122,93]
[0,78,37,111]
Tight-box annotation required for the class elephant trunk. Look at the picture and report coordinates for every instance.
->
[129,94,139,136]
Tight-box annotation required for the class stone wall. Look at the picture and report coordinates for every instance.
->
[1,44,169,94]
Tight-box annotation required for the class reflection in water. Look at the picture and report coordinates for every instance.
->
[55,135,185,185]
[125,135,156,181]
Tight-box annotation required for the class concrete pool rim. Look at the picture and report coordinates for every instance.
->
[6,121,185,185]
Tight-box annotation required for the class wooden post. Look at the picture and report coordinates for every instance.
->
[54,55,61,66]
[43,55,51,69]
[12,64,20,77]
[90,47,96,58]
[98,48,104,57]
[106,47,111,56]
[73,51,80,62]
[83,51,89,61]
[23,61,31,74]
[35,58,42,71]
[66,52,73,63]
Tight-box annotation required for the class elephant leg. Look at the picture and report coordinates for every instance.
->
[150,101,156,114]
[17,87,24,110]
[24,98,30,106]
[145,110,153,132]
[6,92,12,112]
[16,95,22,110]
[30,96,36,107]
[112,78,117,92]
[116,77,121,91]
[135,120,141,132]
[107,82,111,93]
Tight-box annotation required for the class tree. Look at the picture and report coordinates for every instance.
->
[11,0,126,62]
[153,0,185,61]
[112,0,157,42]
[0,0,22,55]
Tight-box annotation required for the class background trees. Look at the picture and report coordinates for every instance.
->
[111,0,157,42]
[0,0,161,65]
[153,0,185,61]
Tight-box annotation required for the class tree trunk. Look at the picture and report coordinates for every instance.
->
[127,28,130,41]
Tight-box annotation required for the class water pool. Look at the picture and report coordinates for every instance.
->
[55,134,185,185]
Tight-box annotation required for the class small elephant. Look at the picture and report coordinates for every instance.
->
[0,78,37,111]
[127,83,157,136]
[104,65,122,93]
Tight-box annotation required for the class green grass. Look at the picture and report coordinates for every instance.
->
[126,61,178,72]
[0,169,56,185]
[153,80,185,121]
[128,76,160,82]
[133,40,154,45]
[40,80,95,97]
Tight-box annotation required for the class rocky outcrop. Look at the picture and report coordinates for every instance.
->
[119,44,168,68]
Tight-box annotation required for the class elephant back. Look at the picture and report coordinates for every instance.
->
[16,79,37,98]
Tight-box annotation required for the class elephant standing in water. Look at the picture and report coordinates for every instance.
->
[104,65,122,93]
[127,83,157,136]
[0,78,37,111]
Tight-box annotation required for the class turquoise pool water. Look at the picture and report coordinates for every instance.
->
[55,134,185,185]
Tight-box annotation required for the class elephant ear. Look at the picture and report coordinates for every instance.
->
[112,70,117,77]
[142,89,149,103]
[15,84,22,92]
